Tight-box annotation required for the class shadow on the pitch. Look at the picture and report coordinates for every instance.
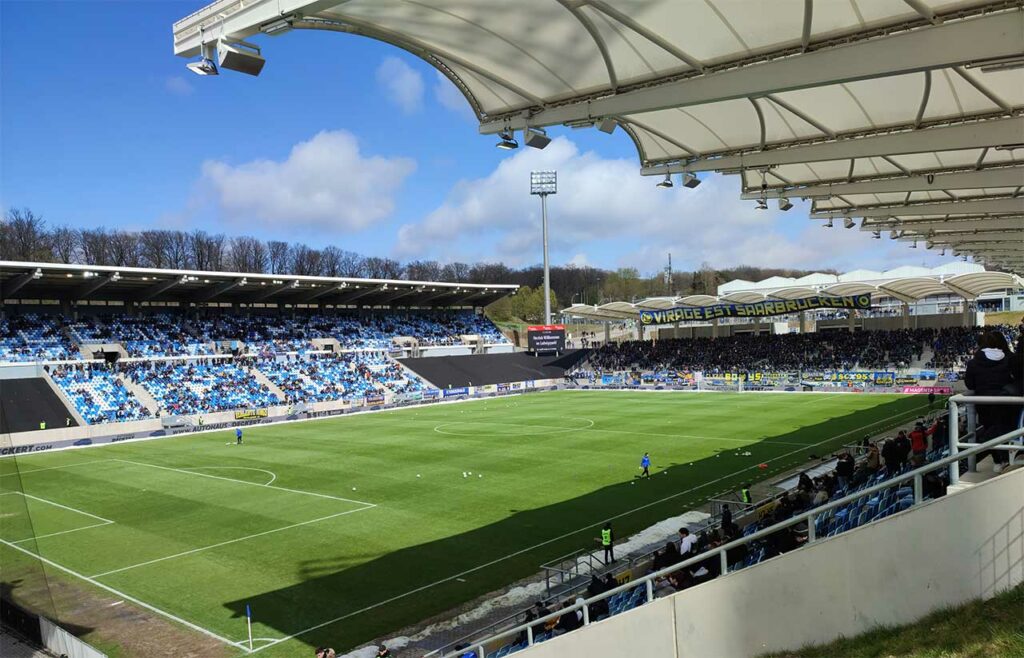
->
[222,396,926,652]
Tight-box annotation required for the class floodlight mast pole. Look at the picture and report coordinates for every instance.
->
[530,171,557,325]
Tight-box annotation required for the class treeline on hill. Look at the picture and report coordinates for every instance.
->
[1,208,826,323]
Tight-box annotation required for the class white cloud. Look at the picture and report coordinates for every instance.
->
[395,136,942,272]
[376,57,424,115]
[200,130,415,232]
[433,71,475,119]
[164,76,194,96]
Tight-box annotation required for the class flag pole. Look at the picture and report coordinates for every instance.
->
[246,604,253,651]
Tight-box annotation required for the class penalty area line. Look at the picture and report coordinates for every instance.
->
[0,536,251,652]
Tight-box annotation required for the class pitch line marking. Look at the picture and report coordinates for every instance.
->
[249,400,930,653]
[6,491,114,524]
[0,459,108,478]
[183,466,278,486]
[11,521,113,544]
[111,459,375,507]
[428,417,803,446]
[90,506,375,579]
[0,536,250,652]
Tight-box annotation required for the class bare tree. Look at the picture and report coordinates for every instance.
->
[335,249,366,277]
[108,230,143,267]
[319,245,344,277]
[78,228,111,265]
[441,261,471,282]
[228,236,268,273]
[2,208,51,261]
[405,260,442,281]
[289,243,322,276]
[139,230,172,269]
[50,227,79,263]
[364,256,404,279]
[166,231,192,269]
[267,240,290,274]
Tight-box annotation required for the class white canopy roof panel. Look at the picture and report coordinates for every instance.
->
[173,1,1024,272]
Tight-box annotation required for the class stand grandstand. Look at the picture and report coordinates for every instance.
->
[2,1,1023,657]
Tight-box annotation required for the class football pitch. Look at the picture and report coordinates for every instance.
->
[0,390,930,656]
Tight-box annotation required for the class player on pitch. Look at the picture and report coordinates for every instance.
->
[640,452,651,478]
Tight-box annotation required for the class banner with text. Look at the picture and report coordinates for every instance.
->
[638,294,872,325]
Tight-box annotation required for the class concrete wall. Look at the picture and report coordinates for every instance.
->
[521,469,1024,658]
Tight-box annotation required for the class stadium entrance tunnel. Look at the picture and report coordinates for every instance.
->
[219,396,926,654]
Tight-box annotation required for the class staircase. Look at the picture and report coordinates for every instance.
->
[120,375,160,416]
[249,366,287,402]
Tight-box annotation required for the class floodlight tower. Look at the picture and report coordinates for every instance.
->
[530,171,557,325]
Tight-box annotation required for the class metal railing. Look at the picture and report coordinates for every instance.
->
[438,395,1024,658]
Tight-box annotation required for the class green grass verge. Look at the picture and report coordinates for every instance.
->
[1,391,930,656]
[762,584,1024,658]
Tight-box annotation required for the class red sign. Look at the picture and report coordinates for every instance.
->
[527,324,565,332]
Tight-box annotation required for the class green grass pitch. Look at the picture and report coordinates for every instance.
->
[0,391,931,656]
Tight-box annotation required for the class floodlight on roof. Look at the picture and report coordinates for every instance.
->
[755,199,768,211]
[218,40,265,76]
[496,131,518,150]
[824,219,834,228]
[843,217,856,229]
[777,197,793,211]
[597,118,618,134]
[524,127,551,150]
[261,18,293,36]
[910,241,918,249]
[681,172,700,189]
[872,230,881,239]
[940,248,947,256]
[32,268,42,279]
[656,174,673,189]
[186,57,219,76]
[890,230,902,239]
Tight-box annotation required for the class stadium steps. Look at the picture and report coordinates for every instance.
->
[120,375,160,415]
[908,347,935,370]
[41,371,87,427]
[249,366,287,401]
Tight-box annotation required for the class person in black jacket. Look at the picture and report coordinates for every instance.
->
[964,330,1017,473]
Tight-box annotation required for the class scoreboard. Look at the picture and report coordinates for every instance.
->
[527,324,566,353]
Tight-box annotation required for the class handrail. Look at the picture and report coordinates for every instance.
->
[438,416,1024,658]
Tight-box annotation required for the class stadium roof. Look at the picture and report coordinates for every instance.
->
[562,263,1024,321]
[0,261,516,308]
[173,1,1024,272]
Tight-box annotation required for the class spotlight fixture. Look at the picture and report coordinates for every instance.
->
[656,174,674,189]
[777,197,793,211]
[890,230,902,239]
[218,40,265,76]
[872,230,881,239]
[186,57,218,76]
[524,127,551,149]
[681,172,701,188]
[597,118,618,134]
[261,18,293,36]
[940,248,947,256]
[843,217,855,229]
[496,131,518,150]
[32,268,43,279]
[910,241,918,249]
[824,219,834,228]
[755,199,768,210]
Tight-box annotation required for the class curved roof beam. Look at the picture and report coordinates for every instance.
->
[645,116,1024,174]
[584,0,705,72]
[556,0,618,90]
[743,166,1024,199]
[810,196,1024,218]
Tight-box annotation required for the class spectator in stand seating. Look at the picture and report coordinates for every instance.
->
[678,527,696,556]
[834,452,855,489]
[797,472,813,494]
[865,442,881,471]
[651,541,682,573]
[553,600,583,635]
[720,504,732,532]
[965,330,1018,474]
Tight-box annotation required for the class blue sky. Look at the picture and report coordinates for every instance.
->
[0,0,945,274]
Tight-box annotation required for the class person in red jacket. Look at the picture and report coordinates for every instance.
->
[908,420,937,466]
